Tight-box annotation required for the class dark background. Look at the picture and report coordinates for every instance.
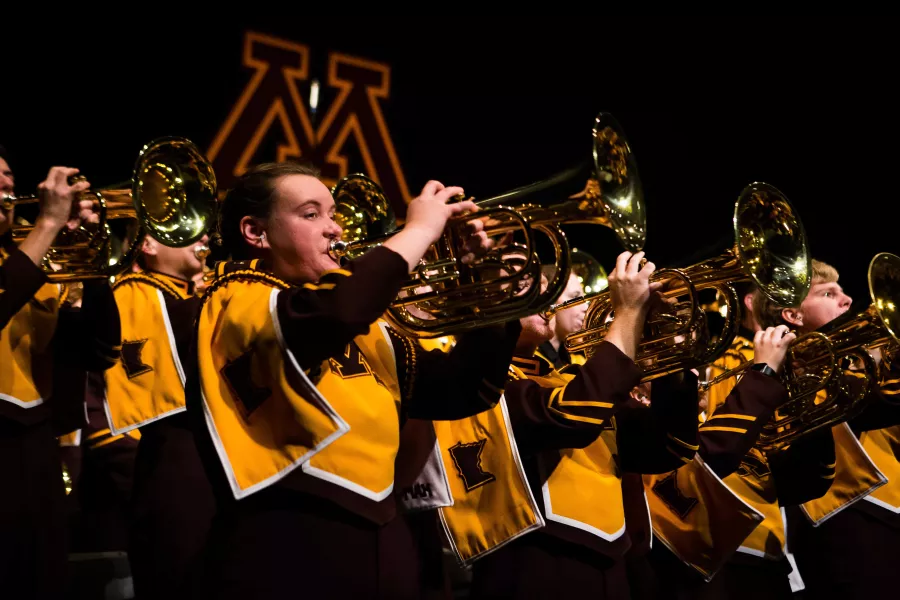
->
[3,17,896,303]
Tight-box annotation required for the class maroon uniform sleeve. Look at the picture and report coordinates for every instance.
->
[849,360,900,433]
[768,428,836,506]
[275,246,410,371]
[53,280,121,372]
[393,321,522,421]
[616,370,701,474]
[698,371,788,477]
[0,248,49,330]
[505,341,642,458]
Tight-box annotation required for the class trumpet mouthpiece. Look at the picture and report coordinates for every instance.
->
[194,244,210,260]
[329,240,348,259]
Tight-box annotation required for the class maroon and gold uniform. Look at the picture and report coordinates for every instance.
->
[437,347,700,599]
[193,247,517,599]
[648,330,834,600]
[788,364,900,598]
[91,270,215,600]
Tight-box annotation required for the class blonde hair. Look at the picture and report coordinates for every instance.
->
[753,259,838,328]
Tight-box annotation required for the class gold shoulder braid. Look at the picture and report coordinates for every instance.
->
[385,326,417,402]
[113,272,188,300]
[202,269,291,296]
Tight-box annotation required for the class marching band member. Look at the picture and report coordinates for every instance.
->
[68,224,212,599]
[537,265,588,369]
[192,161,519,599]
[754,258,900,598]
[438,252,697,599]
[646,273,836,599]
[0,153,121,599]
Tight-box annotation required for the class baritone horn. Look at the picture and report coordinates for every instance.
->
[327,111,646,338]
[702,252,900,451]
[2,137,217,281]
[560,181,812,382]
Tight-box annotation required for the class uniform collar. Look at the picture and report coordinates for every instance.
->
[144,269,195,297]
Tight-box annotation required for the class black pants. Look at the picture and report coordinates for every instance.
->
[790,505,900,599]
[128,417,216,600]
[647,542,793,600]
[201,488,424,599]
[0,418,68,600]
[469,532,630,599]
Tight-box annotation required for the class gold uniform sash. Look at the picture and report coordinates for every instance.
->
[103,273,189,434]
[520,360,628,546]
[860,425,900,514]
[540,428,627,543]
[719,451,785,559]
[199,268,403,501]
[703,335,786,561]
[391,336,541,564]
[645,456,765,581]
[298,319,402,502]
[0,250,62,409]
[436,398,544,565]
[801,422,886,524]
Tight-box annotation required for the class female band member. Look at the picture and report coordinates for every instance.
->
[192,161,520,599]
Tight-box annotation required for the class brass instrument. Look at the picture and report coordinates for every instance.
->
[2,137,217,281]
[558,182,811,382]
[328,111,645,338]
[571,248,609,295]
[701,252,900,451]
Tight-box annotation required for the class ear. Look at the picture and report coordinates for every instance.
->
[743,293,755,314]
[240,216,269,250]
[141,236,159,257]
[781,307,803,327]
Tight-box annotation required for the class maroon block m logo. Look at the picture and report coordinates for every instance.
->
[207,31,412,216]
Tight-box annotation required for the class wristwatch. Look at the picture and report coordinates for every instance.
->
[750,363,779,379]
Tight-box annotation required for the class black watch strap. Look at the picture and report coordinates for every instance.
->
[750,363,779,379]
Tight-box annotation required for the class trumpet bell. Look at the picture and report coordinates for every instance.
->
[734,182,811,306]
[330,173,396,262]
[870,251,900,340]
[591,112,646,253]
[571,248,608,295]
[133,137,218,249]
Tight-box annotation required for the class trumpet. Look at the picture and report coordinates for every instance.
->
[328,111,646,338]
[2,137,217,281]
[553,181,812,382]
[701,252,900,451]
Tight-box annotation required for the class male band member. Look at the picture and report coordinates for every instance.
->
[537,265,588,369]
[704,281,761,417]
[644,273,836,599]
[754,258,900,598]
[0,152,121,599]
[66,224,212,599]
[192,162,519,599]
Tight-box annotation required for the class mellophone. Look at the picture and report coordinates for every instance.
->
[8,111,900,451]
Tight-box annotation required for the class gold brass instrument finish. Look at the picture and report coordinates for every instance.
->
[571,248,608,295]
[328,111,646,338]
[752,252,900,451]
[564,182,812,382]
[2,137,217,282]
